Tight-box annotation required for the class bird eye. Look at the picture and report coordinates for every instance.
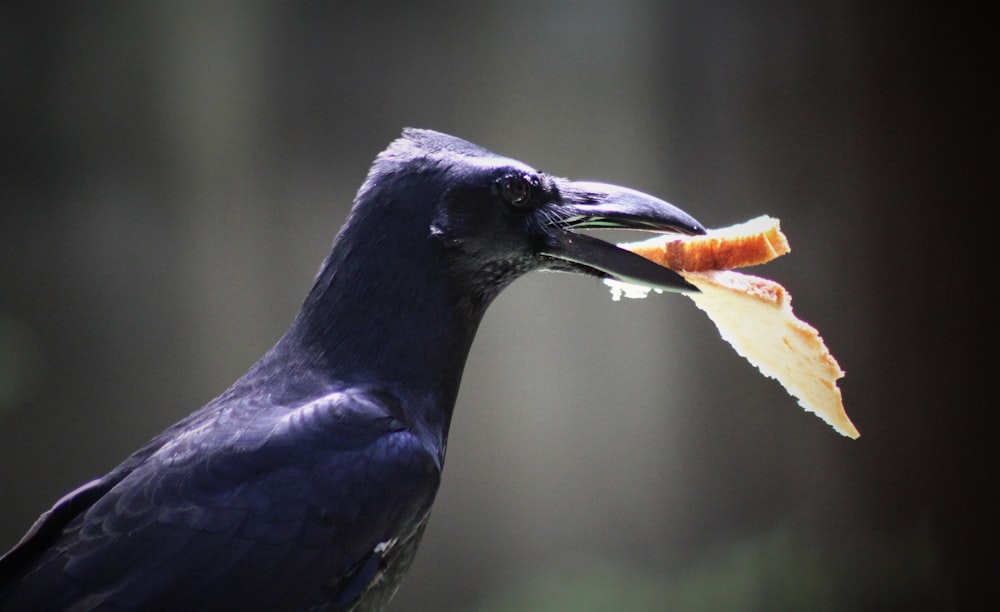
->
[498,174,533,207]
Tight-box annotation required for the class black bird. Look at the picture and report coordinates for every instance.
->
[0,129,704,611]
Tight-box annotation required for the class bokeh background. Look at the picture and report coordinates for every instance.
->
[1,2,991,610]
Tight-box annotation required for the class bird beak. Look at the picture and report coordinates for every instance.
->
[540,181,706,293]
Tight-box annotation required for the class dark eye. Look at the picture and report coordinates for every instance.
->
[498,174,533,207]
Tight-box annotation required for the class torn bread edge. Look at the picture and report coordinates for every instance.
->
[682,270,858,439]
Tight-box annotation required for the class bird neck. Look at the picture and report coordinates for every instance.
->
[272,214,490,439]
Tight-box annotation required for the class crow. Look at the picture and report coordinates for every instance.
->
[0,129,704,611]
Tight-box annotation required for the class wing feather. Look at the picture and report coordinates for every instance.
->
[0,387,441,611]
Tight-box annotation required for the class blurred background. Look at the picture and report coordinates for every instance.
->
[0,2,991,610]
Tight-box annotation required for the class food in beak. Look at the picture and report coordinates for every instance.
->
[611,216,859,439]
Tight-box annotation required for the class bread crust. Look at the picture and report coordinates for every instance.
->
[621,215,790,271]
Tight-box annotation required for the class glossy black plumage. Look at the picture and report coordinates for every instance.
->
[0,129,703,611]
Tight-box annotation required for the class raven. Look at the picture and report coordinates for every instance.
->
[0,129,704,611]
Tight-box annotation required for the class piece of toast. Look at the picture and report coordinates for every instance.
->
[615,217,859,439]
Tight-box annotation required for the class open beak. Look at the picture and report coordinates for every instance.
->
[540,180,706,293]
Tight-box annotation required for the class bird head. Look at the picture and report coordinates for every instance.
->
[346,129,705,308]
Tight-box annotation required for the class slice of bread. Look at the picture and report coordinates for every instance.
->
[617,216,859,439]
